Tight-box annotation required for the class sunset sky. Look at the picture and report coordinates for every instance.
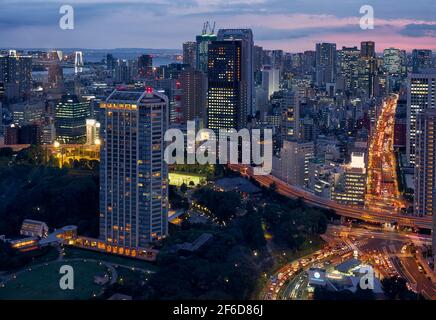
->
[1,0,435,52]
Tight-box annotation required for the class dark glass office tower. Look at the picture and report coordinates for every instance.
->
[207,40,247,134]
[217,29,254,116]
[55,94,91,144]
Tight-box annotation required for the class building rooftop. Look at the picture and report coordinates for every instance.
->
[335,258,361,274]
[105,88,168,105]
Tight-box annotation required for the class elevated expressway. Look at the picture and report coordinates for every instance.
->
[228,164,432,230]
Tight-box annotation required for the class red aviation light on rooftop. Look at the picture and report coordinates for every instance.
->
[146,86,153,94]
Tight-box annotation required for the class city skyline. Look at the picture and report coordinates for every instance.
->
[1,1,436,303]
[1,0,436,51]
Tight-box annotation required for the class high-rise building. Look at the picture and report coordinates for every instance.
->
[271,50,284,71]
[412,49,433,73]
[358,41,378,98]
[0,50,32,101]
[106,54,116,73]
[55,94,91,144]
[217,29,254,116]
[137,54,153,79]
[114,59,132,83]
[183,42,197,68]
[99,88,169,248]
[383,48,403,76]
[279,90,300,142]
[332,152,367,206]
[207,40,247,133]
[253,45,264,73]
[414,109,436,216]
[361,41,375,59]
[302,50,316,75]
[180,67,207,122]
[196,23,217,73]
[338,46,360,93]
[85,119,101,145]
[272,140,314,187]
[47,62,64,89]
[143,78,181,124]
[315,43,337,87]
[406,71,436,165]
[253,45,265,85]
[261,65,280,99]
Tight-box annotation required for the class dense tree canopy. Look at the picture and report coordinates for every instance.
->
[192,187,242,223]
[0,165,99,237]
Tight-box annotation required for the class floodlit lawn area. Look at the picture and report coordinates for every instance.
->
[0,260,109,300]
[62,246,157,272]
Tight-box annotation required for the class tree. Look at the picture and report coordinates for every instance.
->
[382,276,417,300]
[0,147,13,159]
[180,183,188,194]
[192,188,242,223]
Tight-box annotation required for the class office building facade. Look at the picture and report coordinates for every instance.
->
[55,94,91,144]
[407,71,436,165]
[207,40,247,133]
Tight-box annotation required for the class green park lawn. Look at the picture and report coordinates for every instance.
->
[0,260,110,300]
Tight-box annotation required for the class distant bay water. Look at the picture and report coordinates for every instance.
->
[58,48,181,67]
[29,48,182,80]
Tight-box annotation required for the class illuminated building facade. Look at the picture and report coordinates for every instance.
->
[338,46,360,93]
[261,65,280,99]
[217,29,254,115]
[207,40,247,133]
[55,94,91,144]
[414,109,436,216]
[0,50,32,101]
[86,119,101,145]
[99,88,169,249]
[196,29,217,74]
[332,152,367,206]
[406,72,436,165]
[279,90,300,143]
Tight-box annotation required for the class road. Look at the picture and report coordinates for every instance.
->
[228,163,432,229]
[366,94,406,212]
[264,225,436,300]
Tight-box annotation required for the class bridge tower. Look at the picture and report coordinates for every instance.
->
[74,51,84,74]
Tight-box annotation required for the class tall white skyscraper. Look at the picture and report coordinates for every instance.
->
[99,88,169,250]
[407,71,436,165]
[261,65,280,99]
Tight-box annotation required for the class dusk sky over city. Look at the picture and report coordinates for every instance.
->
[1,0,436,51]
